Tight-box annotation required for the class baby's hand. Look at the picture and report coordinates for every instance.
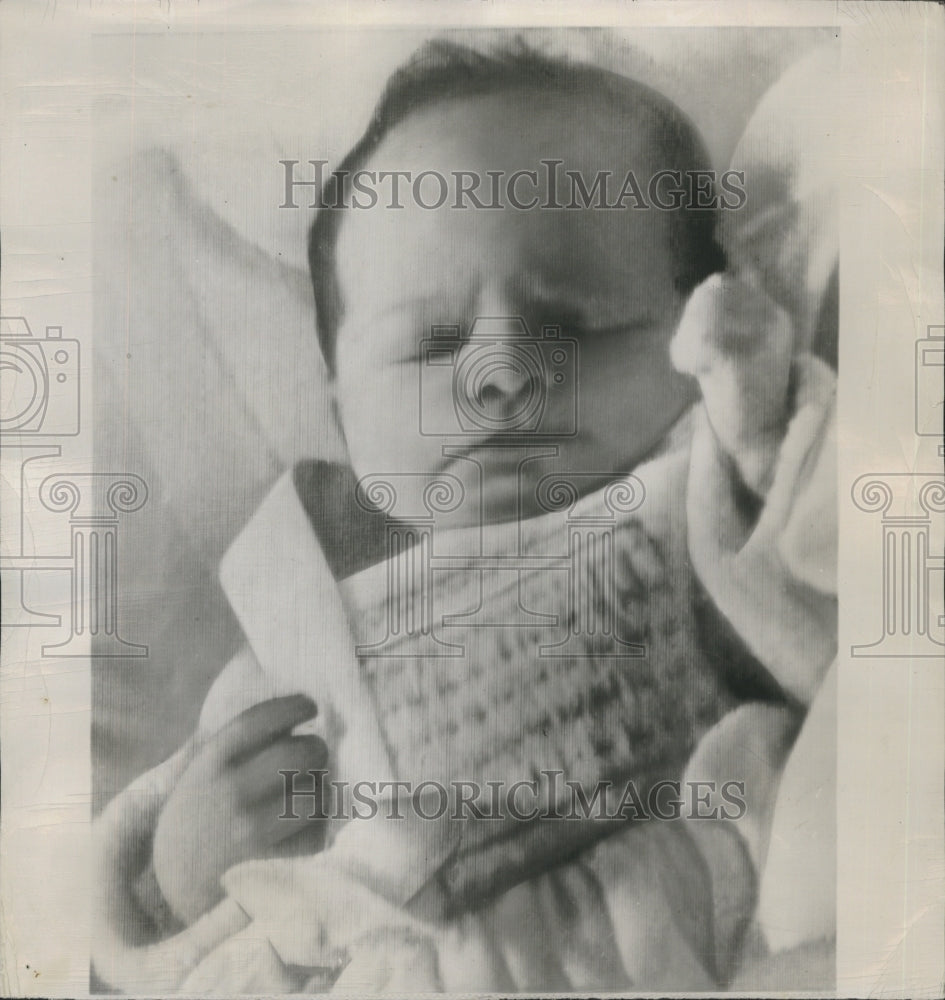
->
[152,695,329,926]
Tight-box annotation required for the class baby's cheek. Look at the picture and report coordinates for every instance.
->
[339,383,426,477]
[578,347,693,463]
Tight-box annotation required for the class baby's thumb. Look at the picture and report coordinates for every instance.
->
[95,733,203,879]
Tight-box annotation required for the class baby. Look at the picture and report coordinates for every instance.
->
[98,39,833,993]
[160,37,729,901]
[316,44,722,531]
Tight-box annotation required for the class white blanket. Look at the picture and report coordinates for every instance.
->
[92,353,836,991]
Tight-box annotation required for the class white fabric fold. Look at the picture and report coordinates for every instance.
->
[217,470,396,790]
[685,355,837,706]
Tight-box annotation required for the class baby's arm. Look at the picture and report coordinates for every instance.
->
[92,647,331,993]
[151,693,329,926]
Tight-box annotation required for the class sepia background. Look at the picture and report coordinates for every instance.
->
[0,2,942,997]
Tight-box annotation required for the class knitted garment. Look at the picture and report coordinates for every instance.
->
[339,438,736,908]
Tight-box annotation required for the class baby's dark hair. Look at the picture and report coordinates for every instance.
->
[308,37,726,373]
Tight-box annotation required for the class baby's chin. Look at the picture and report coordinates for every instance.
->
[441,464,623,530]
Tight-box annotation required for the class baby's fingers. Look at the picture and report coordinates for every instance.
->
[235,735,329,807]
[232,738,330,853]
[204,695,318,769]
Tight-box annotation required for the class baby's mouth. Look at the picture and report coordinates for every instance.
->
[447,433,566,459]
[439,439,570,519]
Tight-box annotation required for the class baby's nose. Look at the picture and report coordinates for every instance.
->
[463,317,536,402]
[458,309,542,424]
[475,354,532,403]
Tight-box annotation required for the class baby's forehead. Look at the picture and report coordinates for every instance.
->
[368,84,662,173]
[339,85,674,268]
[334,200,677,341]
[332,84,683,329]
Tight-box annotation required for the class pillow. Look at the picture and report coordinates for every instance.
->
[720,43,840,362]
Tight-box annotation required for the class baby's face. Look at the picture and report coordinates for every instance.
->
[333,88,696,528]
